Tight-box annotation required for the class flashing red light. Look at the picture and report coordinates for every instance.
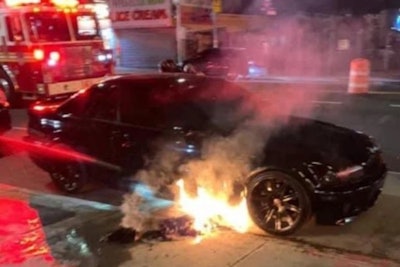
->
[33,50,61,66]
[5,0,79,8]
[33,49,45,60]
[47,51,61,66]
[5,0,40,6]
[51,0,78,8]
[49,51,60,61]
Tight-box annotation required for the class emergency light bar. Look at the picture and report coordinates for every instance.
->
[5,0,40,5]
[5,0,78,7]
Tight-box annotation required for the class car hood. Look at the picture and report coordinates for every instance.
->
[263,116,376,170]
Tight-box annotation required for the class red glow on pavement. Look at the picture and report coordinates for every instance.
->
[0,198,55,265]
[0,135,95,163]
[0,135,121,171]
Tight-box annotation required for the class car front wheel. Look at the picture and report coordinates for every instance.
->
[246,170,312,236]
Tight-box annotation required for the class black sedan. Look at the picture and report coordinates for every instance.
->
[26,73,386,235]
[160,48,248,78]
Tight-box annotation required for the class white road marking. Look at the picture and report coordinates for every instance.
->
[311,100,342,105]
[389,171,400,176]
[389,104,400,108]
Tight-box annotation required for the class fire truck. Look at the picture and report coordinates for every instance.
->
[0,0,114,106]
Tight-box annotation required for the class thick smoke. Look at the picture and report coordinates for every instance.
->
[119,17,337,233]
[120,80,321,234]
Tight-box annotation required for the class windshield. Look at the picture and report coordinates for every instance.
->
[25,12,70,42]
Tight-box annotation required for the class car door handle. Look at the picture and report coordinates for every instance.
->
[110,131,134,147]
[121,140,134,148]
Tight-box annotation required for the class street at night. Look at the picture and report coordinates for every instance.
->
[1,0,400,266]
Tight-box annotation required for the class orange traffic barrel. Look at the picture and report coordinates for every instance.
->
[348,58,370,94]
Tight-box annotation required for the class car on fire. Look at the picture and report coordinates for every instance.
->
[26,73,387,235]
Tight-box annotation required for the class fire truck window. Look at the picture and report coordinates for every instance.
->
[25,12,70,42]
[5,16,24,42]
[71,14,99,40]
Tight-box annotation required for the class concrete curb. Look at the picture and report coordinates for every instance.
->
[0,183,122,233]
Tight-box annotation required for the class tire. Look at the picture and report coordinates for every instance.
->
[246,170,312,236]
[47,144,90,193]
[49,160,89,194]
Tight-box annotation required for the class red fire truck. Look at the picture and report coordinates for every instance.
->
[0,0,114,106]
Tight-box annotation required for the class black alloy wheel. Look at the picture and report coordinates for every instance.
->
[50,160,88,193]
[246,170,312,236]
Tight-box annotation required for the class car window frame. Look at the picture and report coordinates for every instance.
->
[82,82,120,123]
[57,81,120,123]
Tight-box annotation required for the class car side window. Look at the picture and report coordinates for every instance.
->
[84,82,119,121]
[58,88,93,117]
[151,80,211,131]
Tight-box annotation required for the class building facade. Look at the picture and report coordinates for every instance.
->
[100,0,400,73]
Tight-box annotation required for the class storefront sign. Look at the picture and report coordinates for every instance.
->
[180,0,212,8]
[181,5,212,25]
[108,0,172,29]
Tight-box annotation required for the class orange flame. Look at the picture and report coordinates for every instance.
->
[176,179,252,240]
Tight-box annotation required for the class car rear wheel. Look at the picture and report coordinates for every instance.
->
[246,170,312,236]
[49,160,88,194]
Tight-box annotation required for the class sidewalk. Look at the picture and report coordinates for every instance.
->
[0,183,121,267]
[2,178,400,267]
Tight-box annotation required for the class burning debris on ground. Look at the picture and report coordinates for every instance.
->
[115,127,268,244]
[102,215,197,244]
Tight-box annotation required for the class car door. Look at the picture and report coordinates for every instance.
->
[114,78,209,180]
[57,81,122,174]
[113,80,167,178]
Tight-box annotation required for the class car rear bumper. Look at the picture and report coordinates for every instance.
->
[313,167,387,225]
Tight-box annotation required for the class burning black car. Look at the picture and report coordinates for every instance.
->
[26,73,386,235]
